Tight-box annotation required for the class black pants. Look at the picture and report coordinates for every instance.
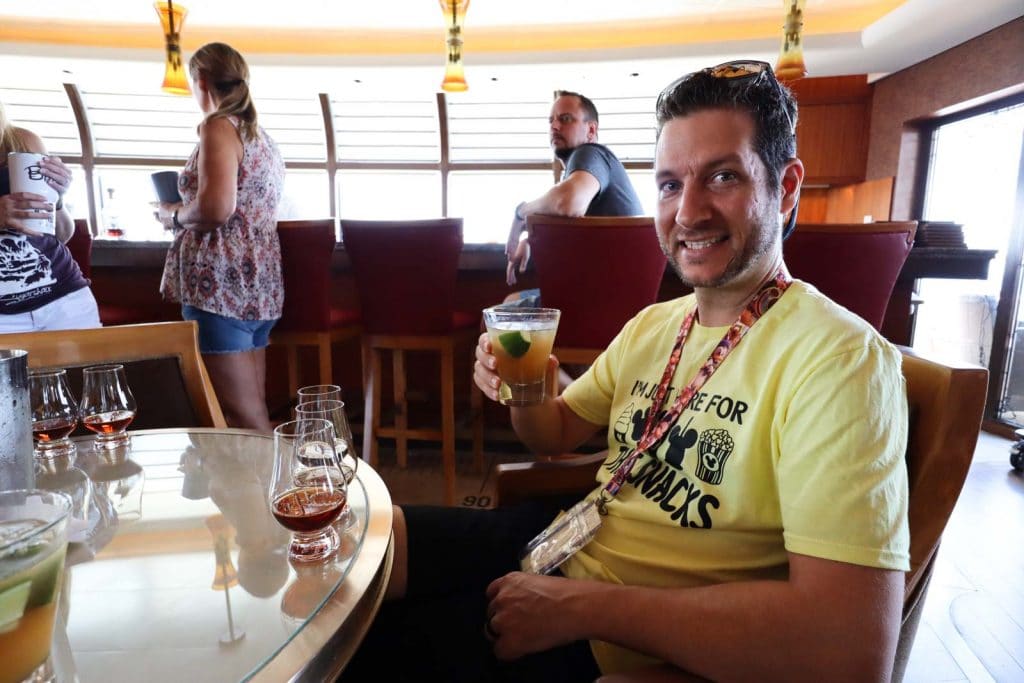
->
[343,497,602,682]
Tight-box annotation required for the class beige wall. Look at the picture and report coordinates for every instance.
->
[867,17,1024,218]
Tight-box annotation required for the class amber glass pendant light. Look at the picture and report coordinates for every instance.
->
[775,0,807,82]
[155,0,191,95]
[439,0,470,92]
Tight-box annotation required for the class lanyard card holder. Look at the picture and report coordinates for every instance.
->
[519,498,602,575]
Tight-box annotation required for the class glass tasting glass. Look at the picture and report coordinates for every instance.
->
[296,384,342,406]
[79,364,137,450]
[293,399,359,483]
[29,369,78,458]
[269,418,348,562]
[294,400,358,529]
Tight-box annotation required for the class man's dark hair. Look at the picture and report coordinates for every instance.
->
[554,90,599,124]
[655,71,797,187]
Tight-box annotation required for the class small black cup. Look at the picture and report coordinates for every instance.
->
[151,171,182,204]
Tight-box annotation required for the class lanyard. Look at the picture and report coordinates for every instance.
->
[598,266,793,512]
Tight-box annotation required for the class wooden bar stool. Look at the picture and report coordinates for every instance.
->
[341,218,482,506]
[270,219,361,396]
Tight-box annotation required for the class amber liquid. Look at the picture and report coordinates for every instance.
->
[0,543,66,683]
[32,417,76,442]
[272,487,346,533]
[82,410,135,435]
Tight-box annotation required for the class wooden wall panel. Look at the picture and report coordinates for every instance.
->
[825,176,894,223]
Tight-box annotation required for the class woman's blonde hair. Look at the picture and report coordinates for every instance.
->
[189,42,259,142]
[0,100,28,158]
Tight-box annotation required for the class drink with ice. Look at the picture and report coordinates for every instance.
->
[483,307,560,406]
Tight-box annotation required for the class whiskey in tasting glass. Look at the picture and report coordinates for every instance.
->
[29,368,78,458]
[270,418,347,562]
[79,364,137,451]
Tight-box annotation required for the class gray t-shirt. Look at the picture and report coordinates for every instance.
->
[563,143,644,217]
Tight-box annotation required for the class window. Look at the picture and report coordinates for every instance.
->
[448,98,551,162]
[336,170,441,221]
[333,98,439,163]
[258,94,327,162]
[82,89,198,158]
[910,99,1024,424]
[448,170,555,243]
[280,170,331,219]
[0,85,81,157]
[94,167,175,241]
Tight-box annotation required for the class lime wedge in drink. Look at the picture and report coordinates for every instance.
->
[0,580,31,634]
[498,330,532,358]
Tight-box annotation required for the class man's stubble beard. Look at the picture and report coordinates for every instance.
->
[662,200,781,290]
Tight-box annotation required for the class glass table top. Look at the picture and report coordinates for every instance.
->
[34,428,393,682]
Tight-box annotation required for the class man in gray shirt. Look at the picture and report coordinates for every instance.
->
[506,91,644,291]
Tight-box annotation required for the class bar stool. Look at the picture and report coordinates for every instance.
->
[341,218,482,506]
[270,219,361,395]
[528,215,666,364]
[67,218,92,280]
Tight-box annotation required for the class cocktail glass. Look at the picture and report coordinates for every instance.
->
[482,306,561,406]
[0,489,72,683]
[29,370,78,460]
[269,418,347,563]
[79,365,136,451]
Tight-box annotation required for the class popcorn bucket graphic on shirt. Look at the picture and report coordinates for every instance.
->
[695,428,734,485]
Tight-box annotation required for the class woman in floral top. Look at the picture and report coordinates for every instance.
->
[158,42,284,432]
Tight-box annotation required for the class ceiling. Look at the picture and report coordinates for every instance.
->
[0,0,1020,99]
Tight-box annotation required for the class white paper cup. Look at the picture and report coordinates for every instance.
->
[7,152,58,235]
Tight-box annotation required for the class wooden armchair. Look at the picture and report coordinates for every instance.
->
[495,346,988,681]
[0,321,226,429]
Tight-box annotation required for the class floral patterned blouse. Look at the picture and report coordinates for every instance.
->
[160,118,285,321]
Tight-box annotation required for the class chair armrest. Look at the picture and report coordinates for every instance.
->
[495,451,606,507]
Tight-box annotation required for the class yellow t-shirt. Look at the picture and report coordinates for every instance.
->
[560,280,910,673]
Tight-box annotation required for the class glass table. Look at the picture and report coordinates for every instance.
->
[36,428,394,682]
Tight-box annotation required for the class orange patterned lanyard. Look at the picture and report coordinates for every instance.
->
[598,266,792,511]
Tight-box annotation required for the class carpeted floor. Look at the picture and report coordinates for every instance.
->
[370,444,534,509]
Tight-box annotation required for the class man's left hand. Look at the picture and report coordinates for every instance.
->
[485,571,578,660]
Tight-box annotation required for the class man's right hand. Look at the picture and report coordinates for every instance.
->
[474,332,561,404]
[474,332,503,402]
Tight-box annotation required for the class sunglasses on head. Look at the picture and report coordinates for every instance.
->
[659,59,800,237]
[658,60,796,136]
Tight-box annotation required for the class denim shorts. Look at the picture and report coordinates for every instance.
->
[182,305,277,354]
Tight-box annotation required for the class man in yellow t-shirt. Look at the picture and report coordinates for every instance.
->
[347,61,908,683]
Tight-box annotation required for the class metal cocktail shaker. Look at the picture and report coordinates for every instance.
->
[0,349,34,490]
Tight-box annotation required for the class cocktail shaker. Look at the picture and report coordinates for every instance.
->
[0,349,34,490]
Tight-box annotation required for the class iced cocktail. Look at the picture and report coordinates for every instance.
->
[0,490,71,683]
[483,306,560,406]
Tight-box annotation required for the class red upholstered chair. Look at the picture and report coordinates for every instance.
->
[783,222,917,330]
[341,218,482,506]
[527,215,666,364]
[67,218,92,280]
[270,219,361,395]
